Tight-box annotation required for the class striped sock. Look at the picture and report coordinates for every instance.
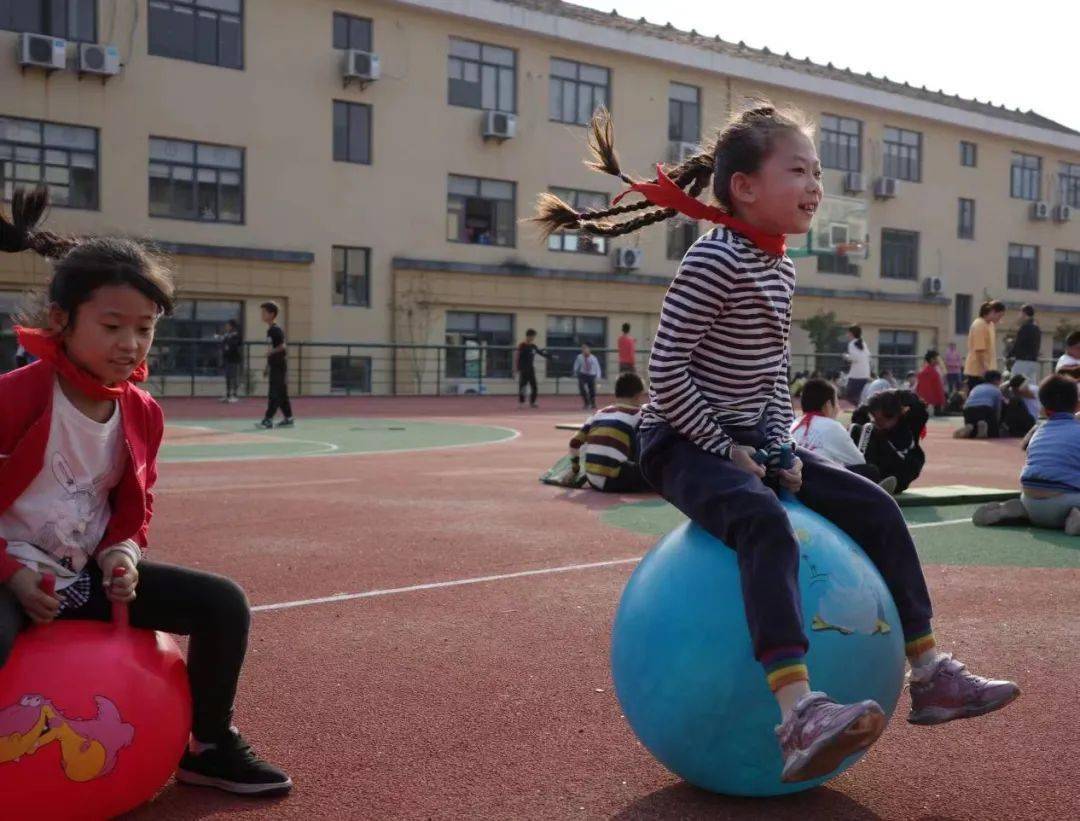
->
[905,629,937,662]
[762,646,809,692]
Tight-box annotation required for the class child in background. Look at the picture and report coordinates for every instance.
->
[1055,331,1080,379]
[1002,375,1038,437]
[0,188,290,796]
[859,369,894,405]
[954,370,1004,438]
[219,318,243,403]
[850,389,928,494]
[534,104,1017,782]
[515,329,548,409]
[573,343,602,410]
[843,326,871,405]
[562,372,648,492]
[259,301,293,429]
[790,379,896,493]
[973,375,1080,534]
[617,323,637,373]
[943,342,963,395]
[915,350,946,415]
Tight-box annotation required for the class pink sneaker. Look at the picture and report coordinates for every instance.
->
[776,692,886,783]
[908,654,1020,725]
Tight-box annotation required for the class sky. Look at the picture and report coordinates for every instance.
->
[573,0,1080,132]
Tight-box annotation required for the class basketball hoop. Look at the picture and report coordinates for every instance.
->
[834,241,866,257]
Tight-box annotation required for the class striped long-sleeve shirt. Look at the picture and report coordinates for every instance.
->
[640,226,797,457]
[569,402,642,490]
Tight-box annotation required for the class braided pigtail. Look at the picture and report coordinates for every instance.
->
[0,186,80,259]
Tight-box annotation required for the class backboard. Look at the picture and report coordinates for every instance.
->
[789,195,869,259]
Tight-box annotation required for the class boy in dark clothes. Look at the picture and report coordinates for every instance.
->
[850,389,929,494]
[219,319,243,403]
[515,329,548,408]
[259,301,294,429]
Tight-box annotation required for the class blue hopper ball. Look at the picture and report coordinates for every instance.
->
[611,498,905,796]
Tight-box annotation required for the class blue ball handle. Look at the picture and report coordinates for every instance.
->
[753,444,797,501]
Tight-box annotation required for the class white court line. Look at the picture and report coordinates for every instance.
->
[251,517,973,615]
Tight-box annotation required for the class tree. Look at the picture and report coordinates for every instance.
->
[798,310,846,373]
[394,278,437,394]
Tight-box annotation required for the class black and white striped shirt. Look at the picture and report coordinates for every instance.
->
[641,226,796,457]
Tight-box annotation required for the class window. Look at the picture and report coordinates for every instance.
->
[0,116,98,208]
[149,137,243,223]
[820,114,862,172]
[330,356,372,393]
[1055,249,1080,294]
[448,37,515,112]
[883,126,921,182]
[546,315,606,378]
[878,329,918,375]
[148,0,243,69]
[153,299,242,376]
[0,291,21,374]
[1059,162,1080,208]
[880,229,919,280]
[547,188,607,254]
[667,219,699,261]
[332,246,370,307]
[446,174,515,247]
[333,101,371,165]
[668,83,700,143]
[954,293,972,335]
[549,58,610,126]
[0,0,96,41]
[1010,152,1042,201]
[958,198,975,240]
[960,141,977,167]
[444,311,514,379]
[332,12,371,51]
[1007,243,1039,291]
[816,252,859,276]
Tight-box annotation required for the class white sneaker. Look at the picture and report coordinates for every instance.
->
[972,498,1026,527]
[975,420,990,438]
[227,396,239,404]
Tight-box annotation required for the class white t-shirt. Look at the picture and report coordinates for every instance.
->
[0,380,129,589]
[846,340,871,379]
[860,377,892,406]
[791,414,866,466]
[1056,353,1080,373]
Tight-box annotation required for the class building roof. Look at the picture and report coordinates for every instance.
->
[497,0,1078,137]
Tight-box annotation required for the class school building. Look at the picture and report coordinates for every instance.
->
[3,0,1080,395]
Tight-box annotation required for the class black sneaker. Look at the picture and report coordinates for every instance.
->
[275,417,295,428]
[257,419,273,429]
[176,730,292,796]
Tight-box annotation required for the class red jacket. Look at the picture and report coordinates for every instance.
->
[915,363,946,408]
[0,360,164,583]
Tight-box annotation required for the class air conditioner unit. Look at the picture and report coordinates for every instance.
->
[77,43,120,77]
[922,276,944,296]
[667,141,699,164]
[343,49,380,83]
[843,172,866,194]
[1053,204,1072,223]
[614,247,644,271]
[482,110,517,141]
[873,176,898,199]
[1030,201,1049,221]
[18,32,67,72]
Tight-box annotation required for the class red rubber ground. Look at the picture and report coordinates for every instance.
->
[124,396,1077,820]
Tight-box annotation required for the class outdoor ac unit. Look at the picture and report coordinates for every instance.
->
[922,276,944,296]
[482,110,517,141]
[873,177,898,199]
[1053,204,1072,223]
[343,49,380,83]
[843,172,866,194]
[668,141,699,164]
[18,32,67,72]
[78,43,120,77]
[1030,201,1050,221]
[614,247,644,271]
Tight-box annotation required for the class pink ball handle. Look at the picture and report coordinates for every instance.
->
[111,566,130,628]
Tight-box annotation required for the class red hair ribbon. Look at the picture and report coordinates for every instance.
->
[16,326,147,401]
[612,164,787,256]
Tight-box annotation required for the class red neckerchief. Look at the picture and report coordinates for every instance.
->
[792,412,824,435]
[613,164,787,256]
[15,326,147,401]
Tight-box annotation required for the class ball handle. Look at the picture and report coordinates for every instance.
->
[39,572,56,596]
[111,566,130,628]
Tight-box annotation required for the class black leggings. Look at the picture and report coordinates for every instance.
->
[518,367,538,404]
[265,364,292,421]
[0,561,250,743]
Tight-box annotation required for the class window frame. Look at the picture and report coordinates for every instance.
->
[878,328,918,375]
[880,228,919,281]
[1007,242,1039,291]
[152,298,244,377]
[549,57,611,126]
[332,100,372,165]
[820,113,862,173]
[954,293,972,336]
[960,140,977,167]
[666,218,700,261]
[1055,249,1080,294]
[148,136,246,224]
[0,0,98,42]
[446,174,516,248]
[0,115,100,210]
[545,314,607,378]
[444,310,515,379]
[147,0,245,70]
[447,36,517,113]
[882,126,922,182]
[668,82,701,143]
[547,187,608,255]
[1059,162,1080,209]
[1010,152,1042,201]
[332,11,372,51]
[957,198,975,240]
[330,355,373,393]
[331,245,371,307]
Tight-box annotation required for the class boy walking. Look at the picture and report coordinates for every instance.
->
[573,343,602,410]
[220,319,242,403]
[259,301,294,429]
[515,329,547,408]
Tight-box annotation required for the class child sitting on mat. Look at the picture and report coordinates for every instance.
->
[0,188,291,797]
[973,374,1080,534]
[534,103,1018,783]
[954,370,1004,438]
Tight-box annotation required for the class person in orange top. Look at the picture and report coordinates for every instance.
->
[915,350,946,415]
[617,323,637,373]
[963,300,1006,390]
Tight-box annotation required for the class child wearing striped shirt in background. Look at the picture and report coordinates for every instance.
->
[562,372,648,492]
[535,104,1018,783]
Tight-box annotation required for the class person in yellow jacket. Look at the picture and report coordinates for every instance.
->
[963,300,1006,390]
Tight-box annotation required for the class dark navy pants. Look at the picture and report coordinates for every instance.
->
[639,421,933,663]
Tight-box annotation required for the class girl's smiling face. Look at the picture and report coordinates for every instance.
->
[50,284,158,384]
[729,130,823,235]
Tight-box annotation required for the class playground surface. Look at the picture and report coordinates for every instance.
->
[127,395,1077,820]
